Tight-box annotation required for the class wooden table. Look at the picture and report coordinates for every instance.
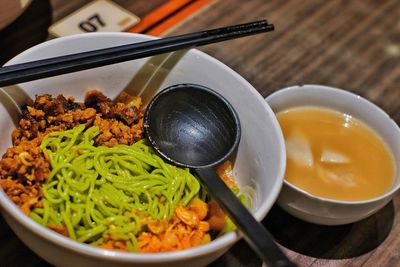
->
[1,1,399,266]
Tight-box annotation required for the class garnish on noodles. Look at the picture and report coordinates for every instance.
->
[0,90,245,252]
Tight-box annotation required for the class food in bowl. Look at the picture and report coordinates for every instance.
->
[267,84,400,225]
[0,89,245,253]
[0,32,286,267]
[277,106,395,201]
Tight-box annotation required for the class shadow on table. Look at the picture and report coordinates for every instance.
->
[208,238,262,267]
[2,201,393,267]
[263,202,394,259]
[0,213,51,267]
[209,201,394,266]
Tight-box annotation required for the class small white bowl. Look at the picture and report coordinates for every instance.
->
[0,33,286,267]
[266,84,400,225]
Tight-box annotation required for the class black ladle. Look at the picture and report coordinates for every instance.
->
[144,84,296,267]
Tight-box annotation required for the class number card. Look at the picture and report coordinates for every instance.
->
[49,0,140,37]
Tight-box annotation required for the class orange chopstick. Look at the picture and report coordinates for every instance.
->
[127,0,215,36]
[128,0,192,33]
[147,0,215,36]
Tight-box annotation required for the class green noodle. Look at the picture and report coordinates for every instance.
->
[31,125,202,251]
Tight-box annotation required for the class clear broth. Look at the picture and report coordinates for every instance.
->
[277,106,395,201]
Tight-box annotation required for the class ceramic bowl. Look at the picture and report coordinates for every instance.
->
[0,32,286,267]
[266,84,400,225]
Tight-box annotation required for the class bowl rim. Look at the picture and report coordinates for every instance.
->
[0,32,286,263]
[266,84,400,205]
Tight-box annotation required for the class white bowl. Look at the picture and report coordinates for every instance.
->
[266,84,400,225]
[0,33,286,267]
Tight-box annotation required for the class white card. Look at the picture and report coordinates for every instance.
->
[49,0,140,37]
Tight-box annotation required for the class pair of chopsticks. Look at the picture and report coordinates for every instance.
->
[0,20,274,87]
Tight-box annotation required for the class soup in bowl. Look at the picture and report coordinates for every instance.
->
[266,84,400,225]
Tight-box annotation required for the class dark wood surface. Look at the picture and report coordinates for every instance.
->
[1,0,400,266]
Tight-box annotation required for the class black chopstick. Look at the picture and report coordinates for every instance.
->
[1,20,271,75]
[0,20,274,87]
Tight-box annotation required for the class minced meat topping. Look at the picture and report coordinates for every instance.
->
[0,90,144,213]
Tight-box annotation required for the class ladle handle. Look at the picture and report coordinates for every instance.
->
[196,168,296,267]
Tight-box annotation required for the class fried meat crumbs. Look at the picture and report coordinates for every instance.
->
[136,198,218,253]
[95,198,223,253]
[0,90,143,213]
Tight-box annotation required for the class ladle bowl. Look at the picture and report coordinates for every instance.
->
[144,83,295,267]
[144,83,240,168]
